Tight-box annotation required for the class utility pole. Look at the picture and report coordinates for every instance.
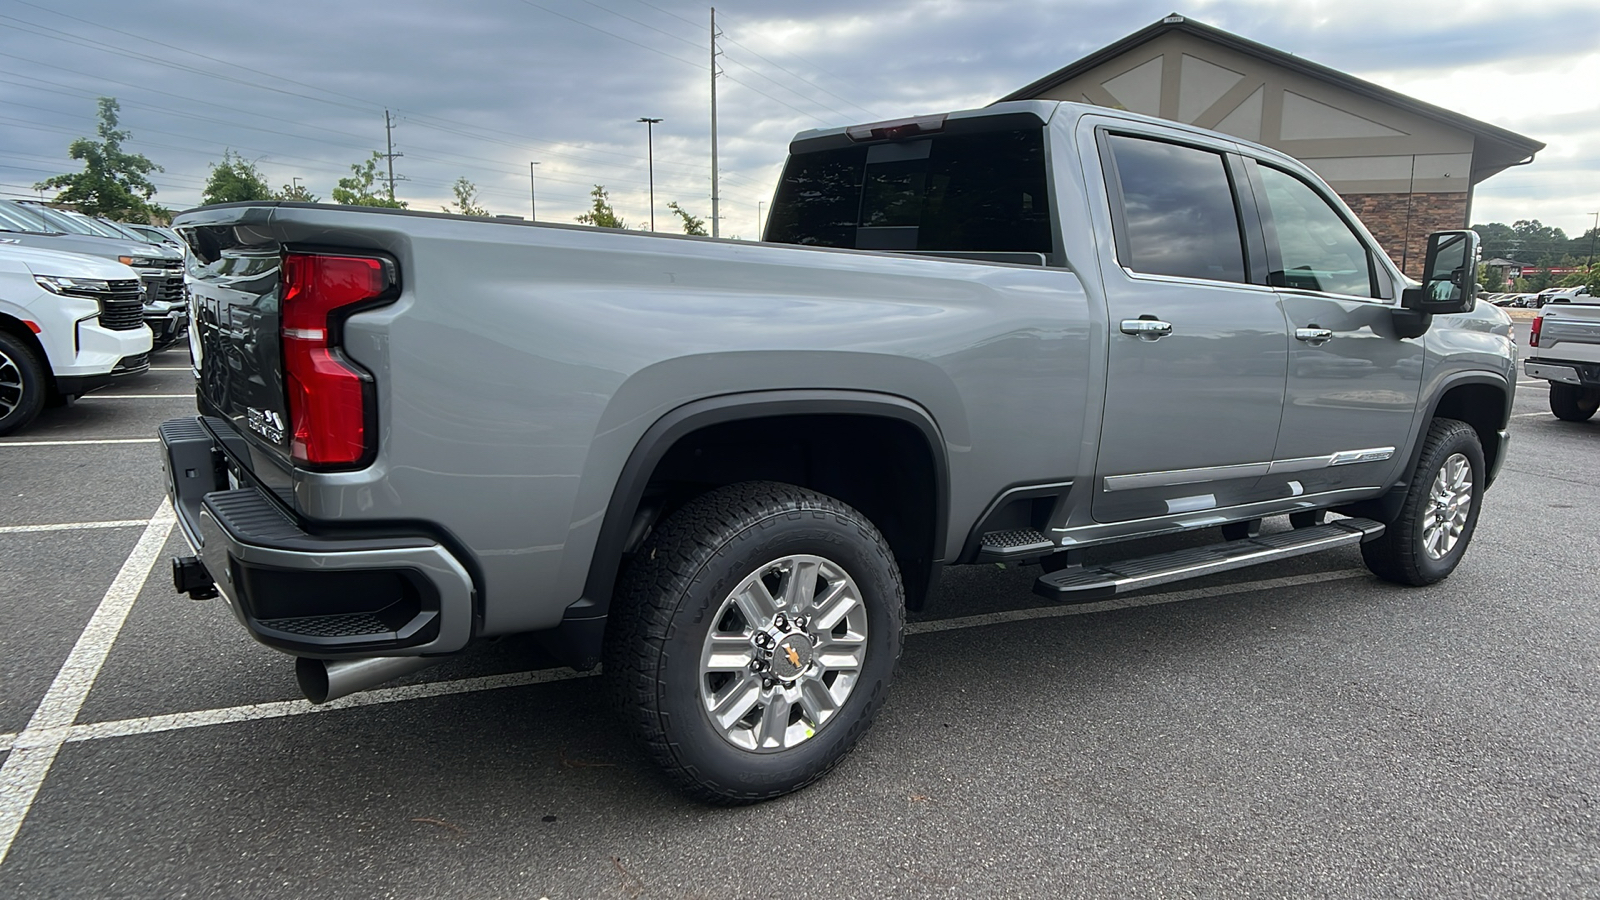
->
[530,162,539,221]
[1588,211,1599,271]
[638,117,662,232]
[710,8,722,238]
[381,109,404,203]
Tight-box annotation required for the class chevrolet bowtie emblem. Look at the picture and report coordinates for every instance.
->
[784,645,801,667]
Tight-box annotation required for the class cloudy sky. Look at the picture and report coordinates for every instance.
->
[1,0,1596,240]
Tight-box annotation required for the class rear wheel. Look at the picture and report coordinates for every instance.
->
[1361,418,1483,586]
[0,332,46,437]
[1549,382,1600,422]
[605,481,903,804]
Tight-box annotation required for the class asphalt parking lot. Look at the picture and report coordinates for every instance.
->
[1,324,1597,899]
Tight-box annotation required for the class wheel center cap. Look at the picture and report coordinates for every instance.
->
[769,634,813,680]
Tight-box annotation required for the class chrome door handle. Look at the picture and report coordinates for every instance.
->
[1120,318,1173,339]
[1295,327,1334,344]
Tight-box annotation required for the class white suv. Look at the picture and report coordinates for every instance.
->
[0,244,154,435]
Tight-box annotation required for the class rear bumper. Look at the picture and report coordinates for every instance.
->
[158,416,475,658]
[1525,359,1600,387]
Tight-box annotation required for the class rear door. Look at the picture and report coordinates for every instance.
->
[1086,123,1289,524]
[1243,158,1422,497]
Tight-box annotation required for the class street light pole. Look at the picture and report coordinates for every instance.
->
[530,161,539,221]
[758,200,765,240]
[638,117,662,232]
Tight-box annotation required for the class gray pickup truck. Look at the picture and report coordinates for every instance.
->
[160,100,1514,802]
[1524,292,1600,421]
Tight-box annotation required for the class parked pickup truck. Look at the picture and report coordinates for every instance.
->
[1525,289,1600,421]
[0,244,152,435]
[160,100,1515,803]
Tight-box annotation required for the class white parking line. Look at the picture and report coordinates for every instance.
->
[0,520,150,535]
[9,566,1368,761]
[0,439,158,447]
[0,500,173,869]
[66,669,594,744]
[148,367,192,371]
[79,394,192,400]
[0,561,1369,865]
[1512,412,1549,418]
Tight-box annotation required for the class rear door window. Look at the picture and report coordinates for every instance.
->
[765,128,1052,255]
[1103,134,1248,284]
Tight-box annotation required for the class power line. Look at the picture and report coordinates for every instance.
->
[0,5,764,190]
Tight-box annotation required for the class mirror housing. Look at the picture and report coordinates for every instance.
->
[1401,229,1479,315]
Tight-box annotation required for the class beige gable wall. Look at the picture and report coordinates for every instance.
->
[1029,32,1477,197]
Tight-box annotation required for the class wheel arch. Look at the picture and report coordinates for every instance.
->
[0,313,56,397]
[549,390,950,669]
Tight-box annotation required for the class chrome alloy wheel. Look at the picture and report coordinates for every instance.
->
[699,554,869,752]
[1422,452,1473,560]
[0,348,23,418]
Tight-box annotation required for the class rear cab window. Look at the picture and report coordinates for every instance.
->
[1101,133,1249,284]
[764,123,1054,263]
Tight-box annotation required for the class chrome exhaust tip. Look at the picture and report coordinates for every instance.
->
[295,655,442,704]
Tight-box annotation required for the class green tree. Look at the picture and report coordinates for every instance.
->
[35,97,162,222]
[443,177,489,216]
[667,201,707,236]
[272,181,319,203]
[1477,262,1505,293]
[332,152,406,208]
[200,149,271,206]
[575,185,626,228]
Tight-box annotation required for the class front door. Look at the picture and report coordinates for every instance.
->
[1247,160,1423,499]
[1090,129,1289,524]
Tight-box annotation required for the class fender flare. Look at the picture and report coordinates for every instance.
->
[576,389,951,619]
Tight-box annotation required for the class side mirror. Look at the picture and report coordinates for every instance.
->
[1401,230,1479,315]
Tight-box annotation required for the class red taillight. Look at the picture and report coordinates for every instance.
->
[280,253,393,468]
[1529,315,1542,348]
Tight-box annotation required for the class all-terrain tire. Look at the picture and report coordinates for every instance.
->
[1361,418,1484,586]
[604,481,904,804]
[0,331,46,437]
[1549,382,1600,422]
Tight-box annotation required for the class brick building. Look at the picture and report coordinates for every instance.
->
[998,15,1544,277]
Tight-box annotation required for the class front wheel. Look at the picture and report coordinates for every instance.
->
[1361,418,1484,586]
[0,332,46,437]
[1550,382,1600,422]
[605,481,903,804]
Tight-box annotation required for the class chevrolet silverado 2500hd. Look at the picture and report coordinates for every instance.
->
[160,100,1514,802]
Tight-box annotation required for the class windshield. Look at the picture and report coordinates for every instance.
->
[62,210,131,240]
[97,218,155,243]
[0,201,58,234]
[20,204,102,236]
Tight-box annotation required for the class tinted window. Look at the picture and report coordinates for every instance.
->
[1258,165,1375,297]
[1107,135,1246,283]
[766,128,1051,254]
[0,202,54,234]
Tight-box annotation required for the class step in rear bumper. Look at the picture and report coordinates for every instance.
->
[158,416,474,657]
